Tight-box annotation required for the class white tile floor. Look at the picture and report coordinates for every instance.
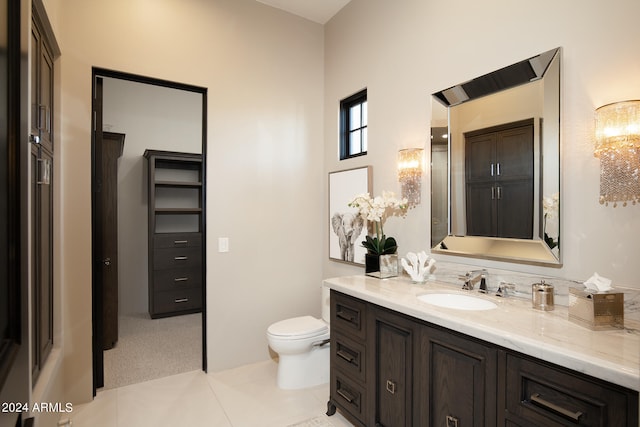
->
[64,360,354,427]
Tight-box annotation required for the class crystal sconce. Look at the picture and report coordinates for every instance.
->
[397,148,424,206]
[594,100,640,207]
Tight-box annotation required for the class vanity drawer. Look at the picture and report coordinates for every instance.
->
[152,267,201,292]
[331,291,367,340]
[153,246,202,270]
[331,369,366,425]
[504,353,638,426]
[331,332,366,383]
[154,232,201,249]
[153,288,202,315]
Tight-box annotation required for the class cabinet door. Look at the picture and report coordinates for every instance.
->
[495,125,533,181]
[496,179,533,239]
[465,133,496,182]
[30,16,54,153]
[30,146,53,381]
[466,181,497,236]
[423,326,497,427]
[371,307,415,427]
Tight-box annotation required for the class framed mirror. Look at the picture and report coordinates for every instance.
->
[431,47,561,266]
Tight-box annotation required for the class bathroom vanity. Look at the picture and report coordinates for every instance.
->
[324,276,639,427]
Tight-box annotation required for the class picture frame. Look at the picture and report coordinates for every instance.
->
[329,166,372,265]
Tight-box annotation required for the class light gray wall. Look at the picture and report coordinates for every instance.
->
[102,77,202,315]
[323,0,640,288]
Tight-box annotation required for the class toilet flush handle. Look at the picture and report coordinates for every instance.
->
[311,338,331,348]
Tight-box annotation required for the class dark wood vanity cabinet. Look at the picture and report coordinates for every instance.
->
[327,290,638,427]
[328,291,497,427]
[501,353,638,426]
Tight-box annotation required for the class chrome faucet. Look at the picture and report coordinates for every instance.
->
[495,281,516,297]
[461,269,488,292]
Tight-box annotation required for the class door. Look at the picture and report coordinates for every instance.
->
[91,76,106,389]
[98,132,125,349]
[30,0,57,387]
[30,145,53,383]
[0,0,32,425]
[91,69,208,395]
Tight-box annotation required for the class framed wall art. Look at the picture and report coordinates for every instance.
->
[329,166,372,265]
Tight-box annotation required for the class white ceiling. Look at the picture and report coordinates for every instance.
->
[255,0,351,24]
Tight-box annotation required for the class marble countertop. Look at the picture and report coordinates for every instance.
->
[323,275,640,392]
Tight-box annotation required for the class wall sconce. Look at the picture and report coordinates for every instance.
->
[397,148,424,206]
[594,100,640,207]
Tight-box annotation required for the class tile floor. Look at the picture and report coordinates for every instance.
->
[63,360,354,427]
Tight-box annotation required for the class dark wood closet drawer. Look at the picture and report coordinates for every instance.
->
[152,267,201,292]
[153,246,201,270]
[505,353,638,426]
[331,291,367,340]
[153,288,202,315]
[332,332,366,383]
[154,232,201,249]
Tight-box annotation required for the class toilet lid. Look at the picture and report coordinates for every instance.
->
[268,315,328,339]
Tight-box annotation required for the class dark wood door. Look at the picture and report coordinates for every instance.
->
[30,4,54,153]
[424,326,497,427]
[30,145,53,383]
[92,76,105,390]
[371,308,415,427]
[0,0,31,424]
[97,132,124,350]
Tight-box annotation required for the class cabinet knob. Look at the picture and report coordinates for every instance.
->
[102,258,111,266]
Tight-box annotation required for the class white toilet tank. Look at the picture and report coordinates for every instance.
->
[321,285,330,323]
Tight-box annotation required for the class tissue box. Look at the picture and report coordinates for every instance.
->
[568,288,624,330]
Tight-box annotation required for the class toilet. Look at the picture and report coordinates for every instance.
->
[266,286,331,389]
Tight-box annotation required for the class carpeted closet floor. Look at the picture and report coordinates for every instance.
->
[102,312,202,389]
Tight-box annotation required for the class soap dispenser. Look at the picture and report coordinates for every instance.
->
[532,280,554,311]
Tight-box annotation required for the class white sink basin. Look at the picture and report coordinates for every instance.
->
[417,293,498,311]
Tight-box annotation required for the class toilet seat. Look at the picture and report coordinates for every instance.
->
[267,315,328,340]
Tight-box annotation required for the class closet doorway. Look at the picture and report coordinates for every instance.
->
[91,69,207,394]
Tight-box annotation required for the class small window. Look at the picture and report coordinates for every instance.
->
[340,89,367,160]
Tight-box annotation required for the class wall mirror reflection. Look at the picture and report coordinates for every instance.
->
[431,47,561,265]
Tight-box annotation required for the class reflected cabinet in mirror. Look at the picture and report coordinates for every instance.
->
[431,48,561,265]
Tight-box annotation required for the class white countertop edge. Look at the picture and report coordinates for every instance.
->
[324,275,640,392]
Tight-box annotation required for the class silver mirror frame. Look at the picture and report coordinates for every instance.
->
[430,47,561,266]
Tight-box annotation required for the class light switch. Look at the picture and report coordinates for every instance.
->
[218,237,229,253]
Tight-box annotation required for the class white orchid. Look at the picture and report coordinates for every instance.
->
[348,191,408,255]
[542,192,559,249]
[543,192,559,219]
